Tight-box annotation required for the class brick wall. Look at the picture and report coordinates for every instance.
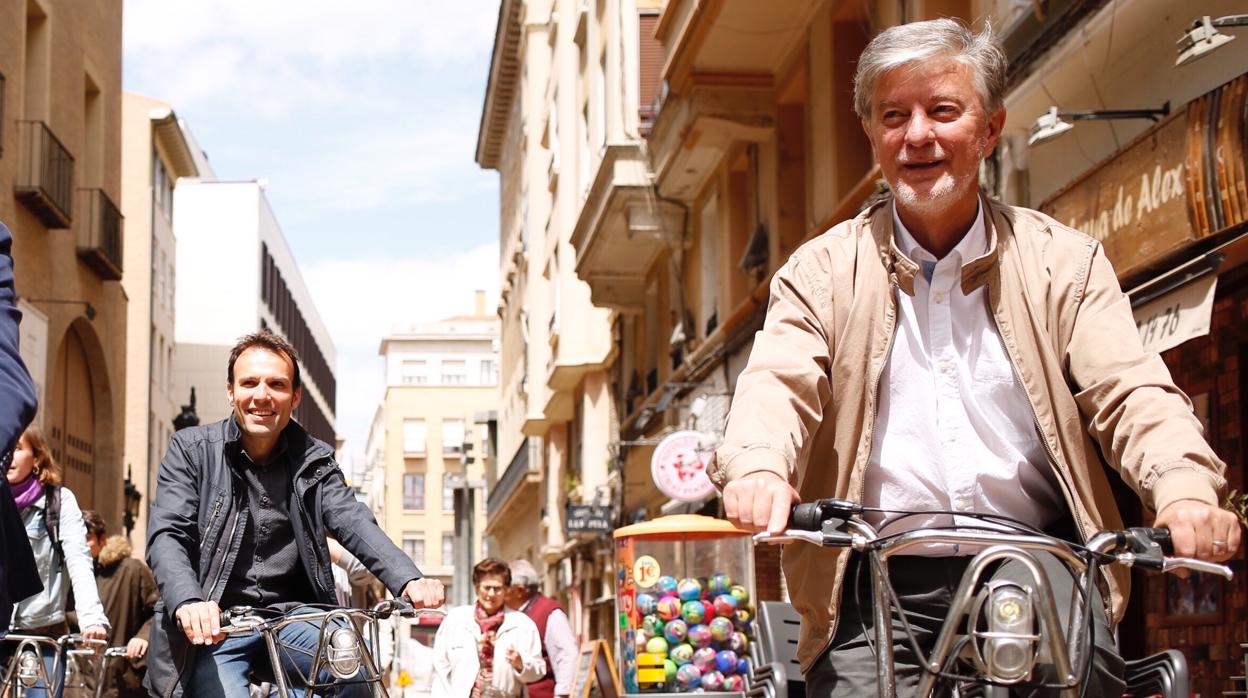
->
[1140,266,1248,696]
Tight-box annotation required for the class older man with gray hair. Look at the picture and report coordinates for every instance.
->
[710,16,1238,697]
[504,560,577,698]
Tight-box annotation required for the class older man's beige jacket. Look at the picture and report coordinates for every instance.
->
[708,195,1226,671]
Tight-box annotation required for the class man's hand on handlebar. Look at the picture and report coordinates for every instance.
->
[81,625,108,642]
[1154,499,1242,563]
[722,471,800,534]
[176,600,225,646]
[402,578,446,609]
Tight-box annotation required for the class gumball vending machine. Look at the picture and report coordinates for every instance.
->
[614,515,757,696]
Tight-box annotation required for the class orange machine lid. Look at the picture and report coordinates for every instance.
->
[613,514,750,540]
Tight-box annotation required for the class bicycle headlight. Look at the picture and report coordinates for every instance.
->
[326,627,362,679]
[981,583,1038,683]
[17,650,41,688]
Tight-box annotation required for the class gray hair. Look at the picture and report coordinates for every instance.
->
[509,559,541,590]
[853,18,1007,120]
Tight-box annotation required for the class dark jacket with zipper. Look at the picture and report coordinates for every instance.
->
[144,417,423,698]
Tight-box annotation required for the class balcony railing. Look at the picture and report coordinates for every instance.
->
[487,437,529,515]
[76,188,123,280]
[15,120,74,229]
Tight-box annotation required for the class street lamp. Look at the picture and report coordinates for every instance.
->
[1176,15,1248,66]
[123,464,142,536]
[1028,102,1170,147]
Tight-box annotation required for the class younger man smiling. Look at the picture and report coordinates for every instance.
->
[145,330,444,697]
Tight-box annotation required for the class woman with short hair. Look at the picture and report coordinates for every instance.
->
[432,557,545,696]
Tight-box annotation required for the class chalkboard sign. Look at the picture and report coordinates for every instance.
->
[569,640,621,698]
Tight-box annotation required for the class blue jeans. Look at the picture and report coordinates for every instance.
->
[187,608,372,698]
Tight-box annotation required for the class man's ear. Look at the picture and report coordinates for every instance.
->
[226,382,235,406]
[983,107,1007,155]
[292,386,303,411]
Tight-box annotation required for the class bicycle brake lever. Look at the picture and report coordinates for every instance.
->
[752,530,858,548]
[1162,558,1234,580]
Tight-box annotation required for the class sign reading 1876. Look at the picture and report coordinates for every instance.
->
[1132,273,1218,355]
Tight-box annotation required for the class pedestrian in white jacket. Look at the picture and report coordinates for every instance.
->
[432,558,545,697]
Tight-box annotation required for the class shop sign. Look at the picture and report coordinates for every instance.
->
[649,430,715,502]
[566,504,613,534]
[1040,111,1194,279]
[1132,273,1218,355]
[1040,72,1248,280]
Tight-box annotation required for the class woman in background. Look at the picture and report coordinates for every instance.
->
[5,425,109,695]
[432,558,544,697]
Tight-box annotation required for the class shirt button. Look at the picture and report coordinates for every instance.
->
[934,292,947,304]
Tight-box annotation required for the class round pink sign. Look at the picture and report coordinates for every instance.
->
[650,430,716,502]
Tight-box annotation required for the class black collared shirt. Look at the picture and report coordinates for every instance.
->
[219,438,315,611]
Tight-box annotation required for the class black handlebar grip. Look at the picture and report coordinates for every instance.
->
[789,502,825,531]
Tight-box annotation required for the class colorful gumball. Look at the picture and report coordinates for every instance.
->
[677,577,702,601]
[736,657,750,675]
[663,619,688,644]
[701,599,716,620]
[729,584,750,605]
[709,616,734,643]
[656,575,678,596]
[642,614,663,636]
[734,608,753,630]
[656,596,682,622]
[645,636,669,656]
[634,630,648,652]
[681,600,705,625]
[663,659,677,683]
[637,592,657,616]
[723,674,746,691]
[707,572,732,597]
[729,631,749,653]
[675,664,702,689]
[670,643,694,665]
[692,646,718,671]
[713,593,738,617]
[700,670,725,691]
[687,623,712,649]
[715,649,739,674]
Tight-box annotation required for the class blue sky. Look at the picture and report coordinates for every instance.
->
[123,1,503,471]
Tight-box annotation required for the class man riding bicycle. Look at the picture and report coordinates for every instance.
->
[145,330,444,697]
[709,18,1241,697]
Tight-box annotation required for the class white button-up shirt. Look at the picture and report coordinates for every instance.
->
[862,203,1064,554]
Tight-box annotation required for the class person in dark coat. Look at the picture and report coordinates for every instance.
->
[145,330,445,697]
[0,220,42,632]
[82,509,157,698]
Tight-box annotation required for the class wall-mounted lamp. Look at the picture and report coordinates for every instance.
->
[16,296,97,320]
[1028,102,1170,147]
[1176,15,1248,66]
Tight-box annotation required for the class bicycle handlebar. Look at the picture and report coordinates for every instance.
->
[756,502,1233,580]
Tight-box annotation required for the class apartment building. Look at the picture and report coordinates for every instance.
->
[1,0,128,528]
[171,179,337,444]
[477,0,641,642]
[365,294,498,689]
[119,93,200,549]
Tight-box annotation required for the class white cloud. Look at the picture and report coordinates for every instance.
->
[124,0,501,117]
[303,245,500,458]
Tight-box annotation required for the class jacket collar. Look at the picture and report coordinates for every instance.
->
[223,415,333,480]
[869,192,1002,297]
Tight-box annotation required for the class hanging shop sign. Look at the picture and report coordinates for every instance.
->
[1040,73,1248,280]
[566,504,614,534]
[649,430,716,502]
[1133,273,1218,355]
